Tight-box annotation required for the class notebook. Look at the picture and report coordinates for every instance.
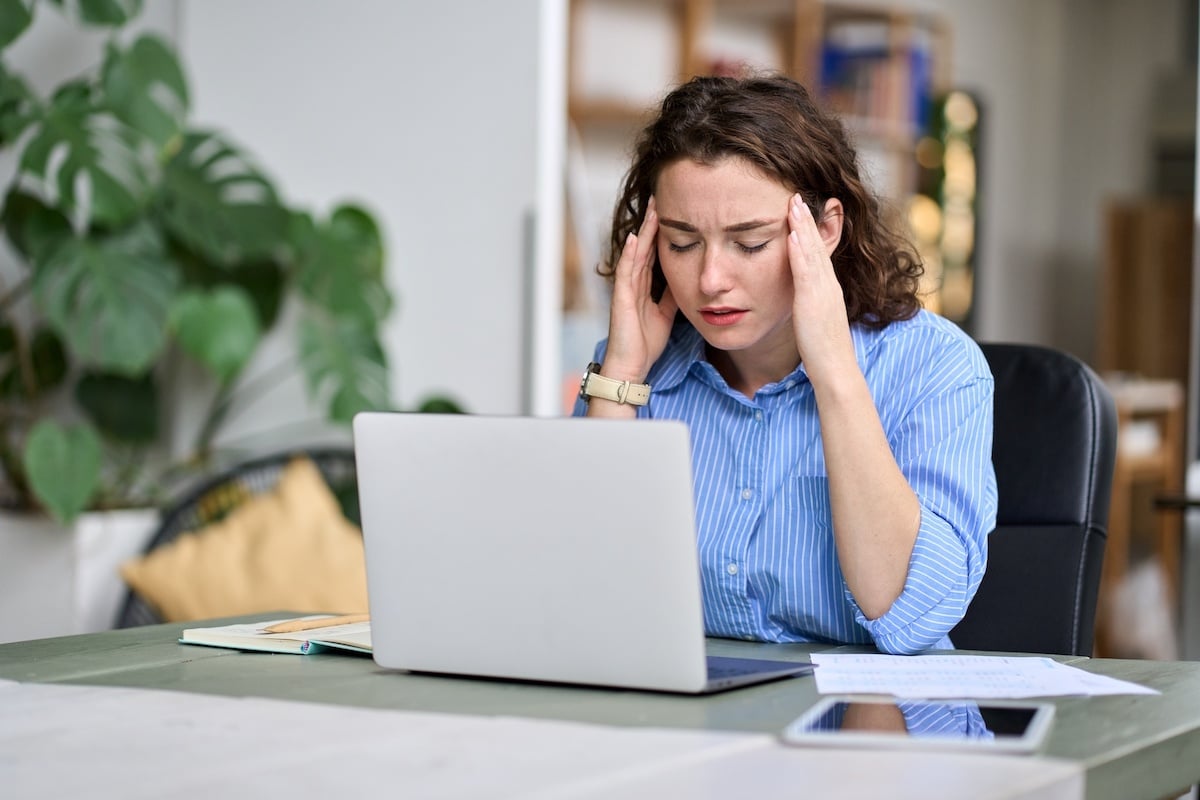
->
[352,412,813,694]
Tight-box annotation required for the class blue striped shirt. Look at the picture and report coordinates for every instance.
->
[574,309,996,654]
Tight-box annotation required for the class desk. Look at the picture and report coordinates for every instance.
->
[2,619,1199,800]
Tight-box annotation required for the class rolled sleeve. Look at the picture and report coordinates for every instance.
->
[849,371,997,654]
[850,508,974,653]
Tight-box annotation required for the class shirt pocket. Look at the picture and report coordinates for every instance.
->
[788,474,832,529]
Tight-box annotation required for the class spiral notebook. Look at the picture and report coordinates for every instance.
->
[352,412,811,694]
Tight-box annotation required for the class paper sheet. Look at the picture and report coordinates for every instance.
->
[809,653,1159,698]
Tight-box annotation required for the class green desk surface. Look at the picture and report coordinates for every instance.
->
[2,616,1198,800]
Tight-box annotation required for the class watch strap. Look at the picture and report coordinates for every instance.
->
[580,364,651,406]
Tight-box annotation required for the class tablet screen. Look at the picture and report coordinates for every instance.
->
[781,697,1055,753]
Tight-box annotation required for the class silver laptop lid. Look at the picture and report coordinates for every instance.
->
[352,413,711,692]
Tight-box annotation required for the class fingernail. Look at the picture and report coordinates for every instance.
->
[626,232,636,246]
[790,230,800,244]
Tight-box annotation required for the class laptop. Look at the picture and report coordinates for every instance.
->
[352,412,813,694]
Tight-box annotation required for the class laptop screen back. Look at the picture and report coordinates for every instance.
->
[353,413,713,692]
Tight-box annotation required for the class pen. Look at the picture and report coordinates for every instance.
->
[261,614,369,634]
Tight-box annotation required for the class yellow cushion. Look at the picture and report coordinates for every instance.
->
[120,457,368,622]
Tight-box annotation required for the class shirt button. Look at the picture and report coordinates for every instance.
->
[726,562,739,576]
[754,410,763,422]
[741,488,753,500]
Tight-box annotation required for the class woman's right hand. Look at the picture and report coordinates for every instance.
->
[601,196,678,383]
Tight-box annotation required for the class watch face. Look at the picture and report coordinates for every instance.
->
[579,362,600,400]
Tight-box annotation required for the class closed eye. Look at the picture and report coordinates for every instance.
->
[668,241,698,253]
[737,241,770,254]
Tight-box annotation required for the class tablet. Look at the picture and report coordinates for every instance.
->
[781,696,1056,754]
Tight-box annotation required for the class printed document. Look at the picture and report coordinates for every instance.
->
[809,653,1159,698]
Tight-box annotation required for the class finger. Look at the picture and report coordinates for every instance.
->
[614,231,638,283]
[788,195,826,277]
[632,200,659,278]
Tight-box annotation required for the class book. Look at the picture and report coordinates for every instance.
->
[179,615,373,656]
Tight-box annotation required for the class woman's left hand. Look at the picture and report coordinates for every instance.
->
[786,194,855,383]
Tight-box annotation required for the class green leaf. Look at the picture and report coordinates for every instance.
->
[169,237,286,329]
[0,61,38,145]
[0,0,34,50]
[299,314,391,423]
[102,34,189,152]
[1,189,73,262]
[158,130,290,266]
[75,370,157,443]
[46,0,142,26]
[23,419,102,523]
[19,82,155,228]
[293,204,392,329]
[26,326,67,391]
[417,395,466,414]
[0,326,68,399]
[170,286,261,381]
[33,221,178,374]
[0,323,16,396]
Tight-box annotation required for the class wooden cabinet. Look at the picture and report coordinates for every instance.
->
[1094,198,1194,656]
[1096,377,1186,658]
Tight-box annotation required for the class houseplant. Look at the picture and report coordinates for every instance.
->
[0,0,398,524]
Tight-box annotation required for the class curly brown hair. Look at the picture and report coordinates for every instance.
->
[603,74,923,327]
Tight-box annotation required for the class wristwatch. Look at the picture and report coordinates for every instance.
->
[578,362,651,406]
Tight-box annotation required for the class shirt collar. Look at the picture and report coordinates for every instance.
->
[646,321,707,392]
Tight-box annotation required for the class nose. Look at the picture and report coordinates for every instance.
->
[698,246,733,297]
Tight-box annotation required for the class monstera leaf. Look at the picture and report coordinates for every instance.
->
[23,419,102,523]
[299,313,391,423]
[46,0,142,26]
[101,34,188,152]
[0,325,68,398]
[33,220,178,374]
[0,189,72,262]
[159,130,290,266]
[170,286,261,382]
[75,370,157,443]
[0,61,37,145]
[292,205,391,330]
[19,82,155,229]
[0,0,33,50]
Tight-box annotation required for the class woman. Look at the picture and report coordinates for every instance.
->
[573,74,996,655]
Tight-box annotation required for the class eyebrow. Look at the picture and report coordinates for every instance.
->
[658,217,783,234]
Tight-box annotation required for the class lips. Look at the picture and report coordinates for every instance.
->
[699,307,747,327]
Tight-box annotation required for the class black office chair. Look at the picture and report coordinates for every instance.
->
[950,342,1118,656]
[115,447,359,628]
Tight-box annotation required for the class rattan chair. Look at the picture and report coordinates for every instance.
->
[115,447,359,628]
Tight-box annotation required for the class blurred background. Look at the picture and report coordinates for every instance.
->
[2,0,1198,657]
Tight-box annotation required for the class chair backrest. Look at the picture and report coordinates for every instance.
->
[115,447,358,628]
[950,342,1118,656]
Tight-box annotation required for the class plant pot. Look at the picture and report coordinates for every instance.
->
[0,508,159,644]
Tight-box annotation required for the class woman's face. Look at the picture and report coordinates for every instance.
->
[654,156,798,365]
